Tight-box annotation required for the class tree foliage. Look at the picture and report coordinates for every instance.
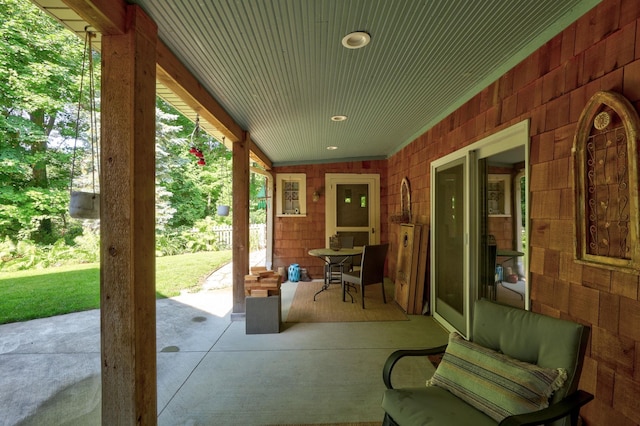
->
[0,0,85,243]
[0,0,83,114]
[1,1,266,268]
[155,99,236,228]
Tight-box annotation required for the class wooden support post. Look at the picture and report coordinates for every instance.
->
[100,5,158,424]
[232,132,251,317]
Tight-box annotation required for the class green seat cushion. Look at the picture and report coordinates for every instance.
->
[427,332,567,422]
[382,386,497,426]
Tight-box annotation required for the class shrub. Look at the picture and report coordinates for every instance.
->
[0,226,100,271]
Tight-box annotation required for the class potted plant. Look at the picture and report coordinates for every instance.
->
[217,181,231,216]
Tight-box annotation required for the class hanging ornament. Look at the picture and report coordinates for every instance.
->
[188,114,208,165]
[69,29,100,220]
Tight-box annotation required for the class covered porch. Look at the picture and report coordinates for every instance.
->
[22,0,640,425]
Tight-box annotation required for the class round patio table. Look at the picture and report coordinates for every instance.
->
[308,247,363,301]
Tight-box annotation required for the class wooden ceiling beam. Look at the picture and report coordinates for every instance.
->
[56,0,273,169]
[62,0,127,35]
[156,41,271,169]
[156,40,244,144]
[249,140,272,170]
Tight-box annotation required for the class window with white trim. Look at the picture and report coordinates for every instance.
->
[276,173,307,217]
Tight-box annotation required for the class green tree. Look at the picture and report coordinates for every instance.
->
[155,99,234,228]
[0,0,85,243]
[1,1,263,261]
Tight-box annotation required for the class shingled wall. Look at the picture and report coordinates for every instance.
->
[387,1,640,424]
[274,1,640,423]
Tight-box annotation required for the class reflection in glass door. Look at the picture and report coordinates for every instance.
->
[432,157,468,335]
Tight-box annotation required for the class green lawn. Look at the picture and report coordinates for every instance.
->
[0,250,232,324]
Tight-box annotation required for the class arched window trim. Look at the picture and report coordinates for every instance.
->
[573,91,640,272]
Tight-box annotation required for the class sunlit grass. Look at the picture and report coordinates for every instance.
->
[0,250,232,324]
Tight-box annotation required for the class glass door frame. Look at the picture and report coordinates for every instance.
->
[475,125,530,311]
[430,120,530,338]
[430,153,476,337]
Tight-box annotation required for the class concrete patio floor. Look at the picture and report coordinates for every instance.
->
[0,251,449,425]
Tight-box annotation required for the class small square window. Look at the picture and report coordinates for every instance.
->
[276,173,307,217]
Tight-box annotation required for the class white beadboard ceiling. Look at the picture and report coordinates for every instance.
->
[34,0,601,166]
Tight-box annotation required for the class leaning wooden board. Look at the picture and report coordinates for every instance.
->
[413,228,430,315]
[394,223,421,313]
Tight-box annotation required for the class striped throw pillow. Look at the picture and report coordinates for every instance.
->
[427,332,567,422]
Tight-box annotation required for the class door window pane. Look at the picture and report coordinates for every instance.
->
[337,184,369,227]
[435,163,464,314]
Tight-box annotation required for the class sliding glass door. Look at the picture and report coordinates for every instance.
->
[430,120,530,337]
[431,155,471,336]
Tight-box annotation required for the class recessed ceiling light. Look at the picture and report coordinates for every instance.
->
[331,115,348,122]
[341,31,370,49]
[327,146,338,150]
